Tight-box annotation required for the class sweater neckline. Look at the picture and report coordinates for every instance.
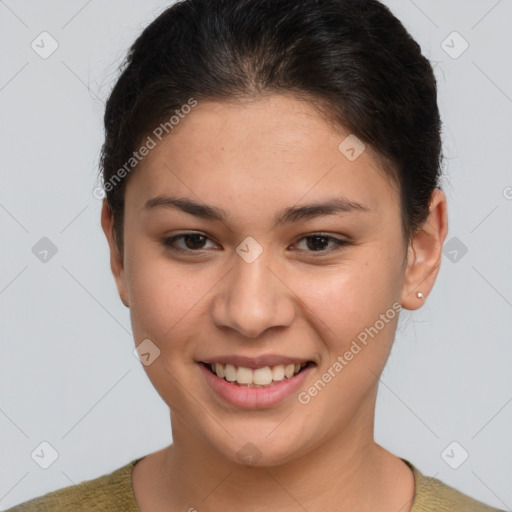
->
[126,456,420,512]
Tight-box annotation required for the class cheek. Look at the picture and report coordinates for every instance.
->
[125,257,212,407]
[289,255,401,366]
[124,247,210,346]
[292,266,400,413]
[294,256,398,328]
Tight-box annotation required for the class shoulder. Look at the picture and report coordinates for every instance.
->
[4,458,141,512]
[403,459,505,512]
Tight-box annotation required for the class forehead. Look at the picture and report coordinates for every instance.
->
[126,94,398,219]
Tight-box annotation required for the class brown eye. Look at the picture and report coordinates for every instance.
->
[162,232,348,257]
[305,235,330,251]
[294,234,349,256]
[163,233,215,253]
[181,234,207,250]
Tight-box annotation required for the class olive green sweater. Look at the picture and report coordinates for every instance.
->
[4,457,504,511]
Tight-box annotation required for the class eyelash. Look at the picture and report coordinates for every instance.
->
[162,232,349,257]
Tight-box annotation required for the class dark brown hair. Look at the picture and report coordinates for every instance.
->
[98,0,444,256]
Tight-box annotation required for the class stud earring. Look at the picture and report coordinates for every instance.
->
[416,292,424,299]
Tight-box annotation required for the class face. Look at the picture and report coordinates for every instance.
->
[102,94,441,467]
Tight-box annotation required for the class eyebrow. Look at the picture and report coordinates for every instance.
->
[143,195,371,225]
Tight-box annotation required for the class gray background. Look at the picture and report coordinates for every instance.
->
[1,0,511,509]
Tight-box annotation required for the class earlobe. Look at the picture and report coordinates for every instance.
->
[400,188,449,310]
[100,200,130,308]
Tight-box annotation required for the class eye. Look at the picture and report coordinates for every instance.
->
[162,231,349,257]
[293,234,349,255]
[162,232,217,253]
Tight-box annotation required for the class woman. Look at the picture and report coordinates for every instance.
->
[6,0,504,510]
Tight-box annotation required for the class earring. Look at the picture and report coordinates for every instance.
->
[416,292,424,299]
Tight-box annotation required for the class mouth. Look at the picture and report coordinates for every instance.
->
[199,361,315,388]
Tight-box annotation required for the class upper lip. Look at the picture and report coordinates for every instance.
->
[199,354,315,370]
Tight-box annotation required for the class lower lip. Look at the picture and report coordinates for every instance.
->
[199,363,315,409]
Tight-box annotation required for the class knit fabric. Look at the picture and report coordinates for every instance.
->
[4,457,504,511]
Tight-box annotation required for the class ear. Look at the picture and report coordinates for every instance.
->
[100,200,130,308]
[400,188,449,310]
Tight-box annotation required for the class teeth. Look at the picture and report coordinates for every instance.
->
[285,364,295,379]
[214,363,224,378]
[271,364,285,381]
[224,364,237,382]
[208,362,308,387]
[236,366,253,384]
[253,366,273,385]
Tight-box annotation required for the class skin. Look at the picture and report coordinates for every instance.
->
[101,93,448,512]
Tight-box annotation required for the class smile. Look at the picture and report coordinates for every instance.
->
[202,361,312,388]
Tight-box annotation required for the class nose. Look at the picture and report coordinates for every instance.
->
[211,251,296,338]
